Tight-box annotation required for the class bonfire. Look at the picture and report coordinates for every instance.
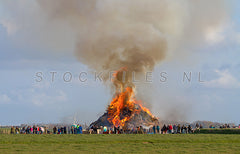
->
[90,68,158,128]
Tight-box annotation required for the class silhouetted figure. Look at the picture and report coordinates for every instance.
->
[53,126,57,134]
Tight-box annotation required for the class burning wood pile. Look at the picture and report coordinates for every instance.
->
[90,68,158,128]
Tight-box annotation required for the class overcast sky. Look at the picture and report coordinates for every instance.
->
[0,0,240,126]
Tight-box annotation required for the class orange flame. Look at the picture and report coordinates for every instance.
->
[107,69,155,127]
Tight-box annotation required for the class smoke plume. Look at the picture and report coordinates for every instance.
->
[36,0,228,77]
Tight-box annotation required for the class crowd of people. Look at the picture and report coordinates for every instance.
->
[219,124,231,129]
[7,123,238,135]
[89,124,201,134]
[10,126,50,134]
[56,125,83,134]
[209,124,240,129]
[9,125,84,134]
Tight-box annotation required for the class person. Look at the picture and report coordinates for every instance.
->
[79,125,82,134]
[37,126,40,134]
[53,126,57,134]
[119,126,123,134]
[93,126,98,134]
[195,123,200,132]
[168,124,173,134]
[30,127,33,134]
[26,126,30,134]
[156,125,160,134]
[188,125,192,133]
[181,125,186,134]
[11,126,15,134]
[39,127,42,134]
[71,126,74,134]
[103,126,107,133]
[61,127,64,134]
[76,125,80,134]
[99,126,103,134]
[33,125,36,134]
[227,124,230,128]
[44,127,47,134]
[58,127,61,134]
[21,127,26,134]
[113,126,116,134]
[139,126,143,134]
[41,127,44,134]
[177,124,181,134]
[196,123,199,129]
[153,125,156,134]
[64,126,67,134]
[74,126,77,134]
[89,125,93,134]
[15,127,20,134]
[173,124,177,134]
[162,124,167,134]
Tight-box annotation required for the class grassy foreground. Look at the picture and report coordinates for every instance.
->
[0,134,240,153]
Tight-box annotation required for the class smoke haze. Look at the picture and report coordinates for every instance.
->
[36,0,228,75]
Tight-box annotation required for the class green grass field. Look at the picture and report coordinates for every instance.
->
[0,134,240,153]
